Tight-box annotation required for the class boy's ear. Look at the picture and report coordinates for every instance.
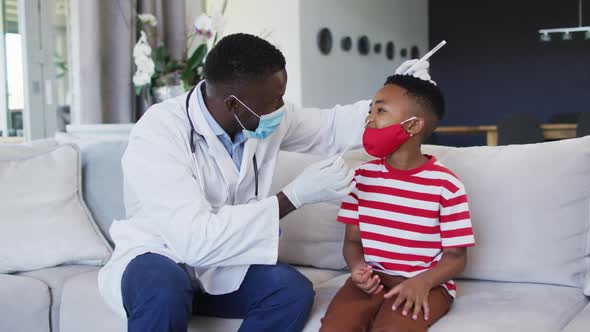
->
[406,118,425,137]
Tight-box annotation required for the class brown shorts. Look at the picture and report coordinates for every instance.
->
[320,273,453,332]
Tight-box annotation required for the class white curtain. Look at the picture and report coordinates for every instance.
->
[73,0,189,123]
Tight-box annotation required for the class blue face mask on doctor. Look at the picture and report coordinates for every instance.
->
[230,94,285,139]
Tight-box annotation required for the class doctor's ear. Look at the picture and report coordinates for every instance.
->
[224,97,240,113]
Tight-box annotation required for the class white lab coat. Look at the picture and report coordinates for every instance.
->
[98,82,369,317]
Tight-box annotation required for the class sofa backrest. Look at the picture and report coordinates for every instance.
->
[424,138,590,291]
[76,140,128,246]
[274,137,590,291]
[73,133,590,292]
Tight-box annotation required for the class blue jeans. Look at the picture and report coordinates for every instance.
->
[121,253,315,332]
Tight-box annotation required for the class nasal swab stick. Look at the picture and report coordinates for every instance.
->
[337,119,371,159]
[404,40,446,74]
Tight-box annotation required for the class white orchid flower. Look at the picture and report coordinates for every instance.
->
[138,13,158,27]
[132,30,155,88]
[133,31,152,58]
[133,70,152,87]
[135,56,155,76]
[194,13,213,38]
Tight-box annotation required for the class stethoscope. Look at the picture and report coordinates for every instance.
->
[185,86,259,199]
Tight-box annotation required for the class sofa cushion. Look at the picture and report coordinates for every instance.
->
[315,274,589,332]
[18,265,99,332]
[0,143,112,273]
[55,133,129,246]
[0,138,57,158]
[0,274,50,332]
[60,270,126,332]
[294,266,346,285]
[430,281,588,332]
[420,137,590,289]
[562,302,590,332]
[272,150,369,270]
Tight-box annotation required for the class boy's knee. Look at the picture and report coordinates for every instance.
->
[372,327,424,332]
[320,316,368,332]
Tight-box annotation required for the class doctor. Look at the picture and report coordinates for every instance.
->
[98,33,431,332]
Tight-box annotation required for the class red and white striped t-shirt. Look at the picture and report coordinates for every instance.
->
[337,155,475,297]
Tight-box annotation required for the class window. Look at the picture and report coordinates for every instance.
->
[0,0,72,141]
[1,0,24,138]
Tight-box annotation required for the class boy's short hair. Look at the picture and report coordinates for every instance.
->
[384,75,445,121]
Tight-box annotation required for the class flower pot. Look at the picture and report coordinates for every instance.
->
[152,85,185,103]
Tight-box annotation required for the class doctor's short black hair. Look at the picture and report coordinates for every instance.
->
[204,33,286,84]
[384,74,445,120]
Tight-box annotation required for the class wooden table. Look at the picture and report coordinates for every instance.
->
[0,137,25,144]
[435,124,577,146]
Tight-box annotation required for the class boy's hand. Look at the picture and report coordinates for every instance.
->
[351,263,383,295]
[384,276,432,321]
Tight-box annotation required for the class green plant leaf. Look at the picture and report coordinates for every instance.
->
[154,46,169,73]
[186,44,208,72]
[181,69,197,87]
[154,62,164,73]
[166,59,180,72]
[181,44,208,87]
[135,85,143,96]
[155,45,168,61]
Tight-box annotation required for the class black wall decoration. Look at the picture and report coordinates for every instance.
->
[341,36,352,51]
[316,27,417,62]
[317,28,333,55]
[358,36,370,55]
[374,43,382,54]
[386,41,395,60]
[411,46,420,59]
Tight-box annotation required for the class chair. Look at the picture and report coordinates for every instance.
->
[497,114,544,145]
[577,112,590,137]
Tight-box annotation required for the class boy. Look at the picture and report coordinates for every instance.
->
[320,75,475,332]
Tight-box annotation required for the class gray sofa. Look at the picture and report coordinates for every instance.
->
[2,135,590,332]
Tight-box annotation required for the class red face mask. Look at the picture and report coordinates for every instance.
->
[362,117,416,158]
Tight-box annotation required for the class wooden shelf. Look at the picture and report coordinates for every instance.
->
[435,124,577,146]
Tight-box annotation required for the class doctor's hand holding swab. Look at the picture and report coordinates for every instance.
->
[395,40,446,84]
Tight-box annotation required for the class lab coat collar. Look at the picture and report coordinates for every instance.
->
[187,80,220,139]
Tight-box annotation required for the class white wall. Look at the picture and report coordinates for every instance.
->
[215,0,303,105]
[0,3,7,136]
[213,0,428,108]
[299,0,429,108]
